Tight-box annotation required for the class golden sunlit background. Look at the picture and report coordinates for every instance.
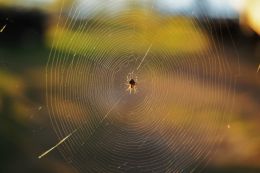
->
[0,0,259,173]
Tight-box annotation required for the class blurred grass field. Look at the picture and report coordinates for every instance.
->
[47,15,209,56]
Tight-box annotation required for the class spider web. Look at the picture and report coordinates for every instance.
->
[42,1,239,172]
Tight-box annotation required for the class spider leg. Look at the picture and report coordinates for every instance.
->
[131,72,134,79]
[127,72,132,81]
[126,85,131,94]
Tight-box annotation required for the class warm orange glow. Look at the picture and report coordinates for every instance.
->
[245,0,260,35]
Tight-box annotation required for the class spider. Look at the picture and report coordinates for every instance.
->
[126,72,137,94]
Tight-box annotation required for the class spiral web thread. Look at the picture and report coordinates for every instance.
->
[41,1,239,173]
